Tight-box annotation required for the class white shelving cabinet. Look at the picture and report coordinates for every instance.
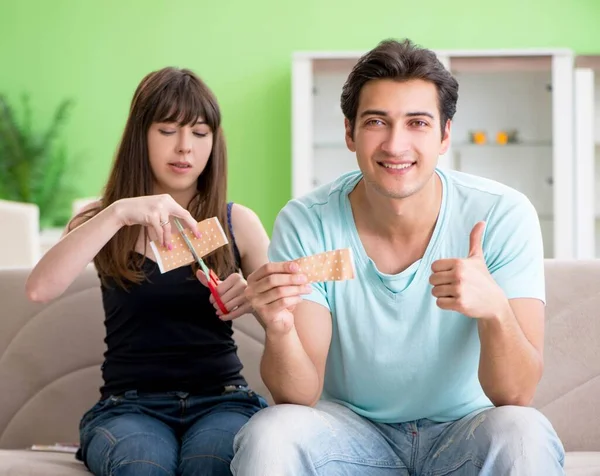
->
[292,49,576,259]
[573,56,600,258]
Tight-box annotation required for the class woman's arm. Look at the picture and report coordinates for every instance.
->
[230,203,270,278]
[26,201,122,303]
[26,194,199,303]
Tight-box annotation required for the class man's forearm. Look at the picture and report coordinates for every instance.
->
[478,301,543,406]
[261,326,321,406]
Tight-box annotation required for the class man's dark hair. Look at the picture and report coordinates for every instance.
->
[341,38,459,138]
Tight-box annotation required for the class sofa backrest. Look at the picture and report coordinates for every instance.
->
[532,260,600,451]
[0,266,270,449]
[0,261,598,450]
[0,200,40,267]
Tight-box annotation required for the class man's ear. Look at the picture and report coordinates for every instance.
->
[439,119,452,155]
[344,118,356,152]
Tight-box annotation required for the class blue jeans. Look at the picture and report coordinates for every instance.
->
[231,401,565,475]
[78,387,267,476]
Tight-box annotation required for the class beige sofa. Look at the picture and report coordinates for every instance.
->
[0,262,599,475]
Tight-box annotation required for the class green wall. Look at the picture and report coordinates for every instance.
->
[1,0,599,231]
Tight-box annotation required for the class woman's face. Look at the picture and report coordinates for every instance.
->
[147,119,213,197]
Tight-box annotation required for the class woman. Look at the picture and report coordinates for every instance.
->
[26,67,270,476]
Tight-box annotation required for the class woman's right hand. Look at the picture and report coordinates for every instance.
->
[112,194,200,248]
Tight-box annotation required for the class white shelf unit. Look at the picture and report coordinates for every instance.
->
[292,49,576,259]
[573,56,600,258]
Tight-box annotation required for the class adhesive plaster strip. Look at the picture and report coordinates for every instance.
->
[149,217,228,273]
[292,248,355,283]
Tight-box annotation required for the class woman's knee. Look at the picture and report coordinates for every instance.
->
[179,452,232,476]
[179,427,238,476]
[84,419,178,475]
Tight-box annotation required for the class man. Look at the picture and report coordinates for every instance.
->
[232,39,565,475]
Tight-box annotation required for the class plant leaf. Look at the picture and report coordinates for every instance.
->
[0,94,77,227]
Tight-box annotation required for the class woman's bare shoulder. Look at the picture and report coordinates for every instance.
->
[229,203,270,274]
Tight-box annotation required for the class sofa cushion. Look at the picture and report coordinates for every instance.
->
[0,450,89,475]
[0,267,105,449]
[1,450,598,475]
[564,452,600,475]
[533,260,600,452]
[0,266,272,450]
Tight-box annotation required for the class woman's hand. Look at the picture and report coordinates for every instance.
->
[113,194,200,247]
[197,271,252,320]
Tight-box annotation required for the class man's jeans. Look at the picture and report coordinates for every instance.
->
[232,400,565,475]
[78,387,267,476]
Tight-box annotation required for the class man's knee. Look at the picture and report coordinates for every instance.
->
[486,406,555,439]
[232,404,332,475]
[483,406,564,463]
[234,404,320,452]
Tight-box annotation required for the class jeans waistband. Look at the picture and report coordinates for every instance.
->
[103,385,251,401]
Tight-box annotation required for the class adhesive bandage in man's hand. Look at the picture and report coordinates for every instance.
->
[149,217,228,273]
[291,248,356,283]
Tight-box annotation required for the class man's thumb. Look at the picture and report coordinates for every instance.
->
[468,221,486,258]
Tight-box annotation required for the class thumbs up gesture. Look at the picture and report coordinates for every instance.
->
[429,221,506,319]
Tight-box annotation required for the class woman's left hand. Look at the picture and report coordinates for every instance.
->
[196,271,253,320]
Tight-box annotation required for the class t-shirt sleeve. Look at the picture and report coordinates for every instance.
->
[268,200,330,310]
[484,193,545,303]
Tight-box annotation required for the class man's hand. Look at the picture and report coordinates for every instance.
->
[429,221,507,320]
[245,262,313,337]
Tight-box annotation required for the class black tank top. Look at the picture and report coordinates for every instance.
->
[99,202,247,398]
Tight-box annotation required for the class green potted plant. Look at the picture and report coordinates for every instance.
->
[0,94,78,228]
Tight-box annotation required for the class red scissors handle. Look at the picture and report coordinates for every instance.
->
[207,269,228,315]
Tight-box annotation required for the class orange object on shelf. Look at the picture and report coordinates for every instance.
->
[496,131,509,145]
[470,131,487,145]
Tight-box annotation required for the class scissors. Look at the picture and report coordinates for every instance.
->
[173,218,229,315]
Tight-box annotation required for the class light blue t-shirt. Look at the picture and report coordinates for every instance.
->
[268,168,545,423]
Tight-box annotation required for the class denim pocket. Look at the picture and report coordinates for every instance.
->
[223,386,269,410]
[78,402,104,444]
[79,399,108,430]
[79,395,124,436]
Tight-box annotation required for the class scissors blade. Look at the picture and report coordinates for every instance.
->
[172,218,211,280]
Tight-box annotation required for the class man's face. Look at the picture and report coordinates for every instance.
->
[345,78,451,200]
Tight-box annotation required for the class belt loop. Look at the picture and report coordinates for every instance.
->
[222,385,253,396]
[222,385,238,394]
[123,390,138,399]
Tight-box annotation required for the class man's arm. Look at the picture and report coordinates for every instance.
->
[431,216,545,407]
[477,298,544,406]
[249,198,334,405]
[260,300,332,406]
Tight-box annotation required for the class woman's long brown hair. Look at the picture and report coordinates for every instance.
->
[73,67,236,289]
